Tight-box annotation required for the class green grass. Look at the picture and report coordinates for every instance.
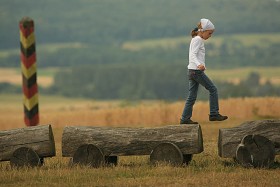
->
[0,49,18,58]
[0,42,87,58]
[37,42,87,53]
[122,33,280,50]
[206,67,280,80]
[37,68,60,77]
[2,33,279,58]
[1,66,280,88]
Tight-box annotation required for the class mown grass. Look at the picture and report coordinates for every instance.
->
[206,67,280,85]
[0,42,86,58]
[0,67,59,87]
[0,95,279,186]
[122,33,280,51]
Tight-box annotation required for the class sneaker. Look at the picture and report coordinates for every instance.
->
[209,114,228,121]
[180,118,198,124]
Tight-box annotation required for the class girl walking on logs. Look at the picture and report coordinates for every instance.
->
[180,18,228,124]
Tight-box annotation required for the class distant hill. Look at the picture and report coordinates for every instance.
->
[0,0,279,49]
[122,33,280,51]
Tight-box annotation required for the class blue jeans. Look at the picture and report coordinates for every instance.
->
[181,70,219,121]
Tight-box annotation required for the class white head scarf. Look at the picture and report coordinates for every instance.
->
[199,18,215,31]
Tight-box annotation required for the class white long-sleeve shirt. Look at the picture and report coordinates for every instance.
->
[188,36,205,70]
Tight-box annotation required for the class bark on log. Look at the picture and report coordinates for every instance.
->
[218,119,280,158]
[62,124,203,157]
[0,125,56,161]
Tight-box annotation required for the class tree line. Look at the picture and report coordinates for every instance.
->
[1,39,280,68]
[1,0,279,49]
[47,65,280,100]
[1,64,278,100]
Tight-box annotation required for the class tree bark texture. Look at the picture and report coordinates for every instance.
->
[0,125,56,161]
[62,124,203,157]
[218,119,280,158]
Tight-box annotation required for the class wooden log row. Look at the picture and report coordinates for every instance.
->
[218,119,280,168]
[1,120,277,168]
[62,124,203,167]
[0,125,56,167]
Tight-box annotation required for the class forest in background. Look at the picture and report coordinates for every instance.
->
[1,0,279,49]
[1,65,279,100]
[0,0,279,100]
[1,0,279,67]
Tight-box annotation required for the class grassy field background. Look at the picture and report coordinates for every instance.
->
[1,66,280,89]
[0,94,279,186]
[0,68,58,88]
[122,33,280,51]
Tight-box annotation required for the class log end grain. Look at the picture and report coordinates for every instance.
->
[236,134,275,168]
[150,142,183,166]
[10,147,42,168]
[48,125,56,157]
[218,119,280,158]
[72,144,104,167]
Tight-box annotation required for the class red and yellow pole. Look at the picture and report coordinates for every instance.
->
[19,17,39,126]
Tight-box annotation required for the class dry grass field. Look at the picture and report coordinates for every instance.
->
[0,68,57,88]
[0,95,280,186]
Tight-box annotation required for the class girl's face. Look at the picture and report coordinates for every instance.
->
[201,30,214,40]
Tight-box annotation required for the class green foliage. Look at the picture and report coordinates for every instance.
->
[46,65,280,100]
[218,72,280,98]
[1,32,280,68]
[1,0,280,99]
[0,83,21,93]
[1,0,280,68]
[48,64,186,100]
[1,0,280,49]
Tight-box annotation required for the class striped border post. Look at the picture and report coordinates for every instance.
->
[19,17,39,126]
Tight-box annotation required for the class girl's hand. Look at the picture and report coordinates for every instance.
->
[197,65,206,71]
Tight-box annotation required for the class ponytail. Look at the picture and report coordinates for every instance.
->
[190,22,202,38]
[191,27,199,38]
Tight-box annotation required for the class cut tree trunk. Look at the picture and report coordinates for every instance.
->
[150,142,183,166]
[10,147,42,167]
[218,119,280,158]
[62,124,203,157]
[0,125,56,161]
[236,134,275,168]
[72,144,104,167]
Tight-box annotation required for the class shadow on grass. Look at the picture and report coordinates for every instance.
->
[222,160,280,169]
[270,161,280,169]
[222,160,239,168]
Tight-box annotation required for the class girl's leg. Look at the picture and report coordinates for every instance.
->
[192,71,219,115]
[181,78,199,121]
